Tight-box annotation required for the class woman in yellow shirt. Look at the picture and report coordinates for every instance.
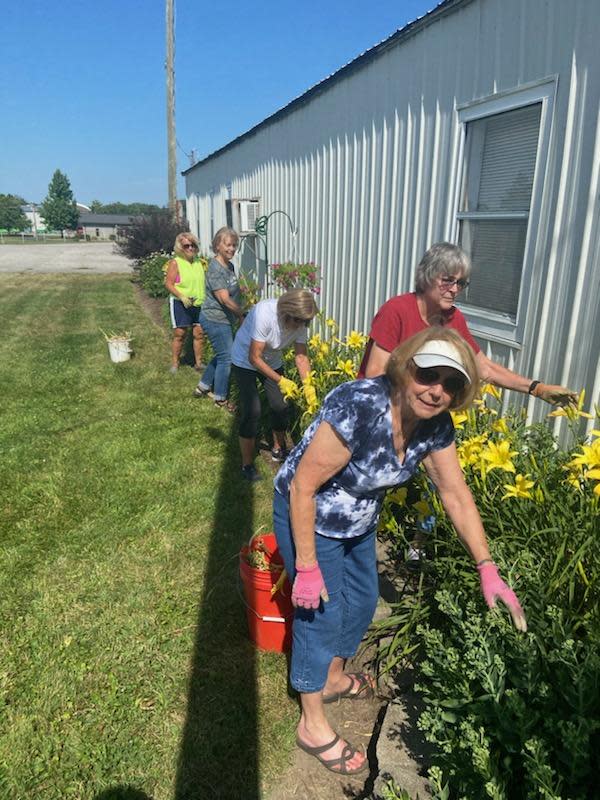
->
[164,233,206,374]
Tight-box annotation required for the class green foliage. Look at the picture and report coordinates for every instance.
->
[0,194,28,232]
[40,169,79,231]
[415,594,599,799]
[238,271,262,310]
[372,394,600,799]
[90,200,164,215]
[380,780,425,799]
[134,251,171,298]
[286,341,600,796]
[115,211,189,262]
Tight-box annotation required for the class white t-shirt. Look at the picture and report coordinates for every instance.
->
[231,298,307,371]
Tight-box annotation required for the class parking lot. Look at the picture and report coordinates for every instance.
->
[0,242,132,274]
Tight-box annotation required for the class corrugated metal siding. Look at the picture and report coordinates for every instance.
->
[185,0,600,434]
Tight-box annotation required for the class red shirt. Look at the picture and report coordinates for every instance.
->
[358,292,480,377]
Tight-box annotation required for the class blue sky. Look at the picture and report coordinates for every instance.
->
[1,0,436,206]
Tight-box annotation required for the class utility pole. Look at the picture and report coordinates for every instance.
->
[166,0,177,218]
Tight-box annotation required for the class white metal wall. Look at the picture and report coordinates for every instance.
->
[185,0,600,431]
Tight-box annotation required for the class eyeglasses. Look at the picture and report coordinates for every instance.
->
[411,363,467,394]
[290,316,311,326]
[439,275,469,290]
[182,243,197,250]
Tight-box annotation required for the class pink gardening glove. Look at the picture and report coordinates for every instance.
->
[292,563,329,609]
[478,561,527,632]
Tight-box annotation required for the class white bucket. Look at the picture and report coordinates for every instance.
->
[107,338,132,363]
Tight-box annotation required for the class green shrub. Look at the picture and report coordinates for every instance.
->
[135,251,171,298]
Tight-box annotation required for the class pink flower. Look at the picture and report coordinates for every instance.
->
[313,287,321,295]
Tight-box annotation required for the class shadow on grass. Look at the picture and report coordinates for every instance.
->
[93,788,153,800]
[173,418,261,799]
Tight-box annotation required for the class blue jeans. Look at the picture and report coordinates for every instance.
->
[273,490,378,693]
[197,312,233,401]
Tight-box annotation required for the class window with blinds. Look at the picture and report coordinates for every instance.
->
[458,102,542,318]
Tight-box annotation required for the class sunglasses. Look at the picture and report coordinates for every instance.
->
[439,275,469,290]
[290,316,311,326]
[182,243,198,250]
[412,363,466,394]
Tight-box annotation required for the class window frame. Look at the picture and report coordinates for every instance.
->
[453,78,557,346]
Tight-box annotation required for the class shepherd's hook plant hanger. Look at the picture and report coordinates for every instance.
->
[254,210,297,286]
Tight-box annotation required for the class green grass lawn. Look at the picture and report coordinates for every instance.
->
[0,274,296,799]
[0,236,99,244]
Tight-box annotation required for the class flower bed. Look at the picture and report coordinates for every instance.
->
[284,318,600,799]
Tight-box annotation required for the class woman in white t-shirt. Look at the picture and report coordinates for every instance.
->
[231,289,318,482]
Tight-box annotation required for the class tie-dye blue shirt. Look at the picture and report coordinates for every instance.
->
[274,376,454,539]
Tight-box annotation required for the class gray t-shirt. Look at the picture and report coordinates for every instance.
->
[201,258,241,324]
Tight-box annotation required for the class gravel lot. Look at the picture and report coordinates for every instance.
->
[0,243,132,274]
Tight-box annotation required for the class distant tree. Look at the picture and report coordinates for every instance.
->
[116,211,189,262]
[40,170,79,232]
[0,194,28,232]
[88,201,163,215]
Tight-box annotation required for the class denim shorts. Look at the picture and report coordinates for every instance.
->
[169,296,202,328]
[273,490,378,693]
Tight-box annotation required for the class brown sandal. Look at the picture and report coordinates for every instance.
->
[323,672,375,704]
[296,733,368,774]
[214,398,236,414]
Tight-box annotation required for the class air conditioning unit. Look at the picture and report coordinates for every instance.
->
[239,200,260,234]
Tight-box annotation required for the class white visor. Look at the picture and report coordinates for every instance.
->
[412,340,471,384]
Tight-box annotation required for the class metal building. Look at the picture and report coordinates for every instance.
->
[183,0,600,431]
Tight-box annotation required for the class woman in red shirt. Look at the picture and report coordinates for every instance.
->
[359,242,576,406]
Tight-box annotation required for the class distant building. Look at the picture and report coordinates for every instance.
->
[22,202,91,234]
[21,204,46,234]
[77,213,134,240]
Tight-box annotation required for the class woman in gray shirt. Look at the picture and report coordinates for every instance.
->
[194,227,244,412]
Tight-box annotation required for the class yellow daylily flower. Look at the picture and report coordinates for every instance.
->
[491,418,509,435]
[346,330,367,349]
[481,383,502,401]
[320,342,330,357]
[502,473,534,500]
[387,487,408,506]
[565,471,582,490]
[480,440,518,474]
[326,318,337,329]
[567,439,600,471]
[548,389,594,420]
[458,437,485,468]
[451,411,469,430]
[308,333,322,349]
[336,359,356,378]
